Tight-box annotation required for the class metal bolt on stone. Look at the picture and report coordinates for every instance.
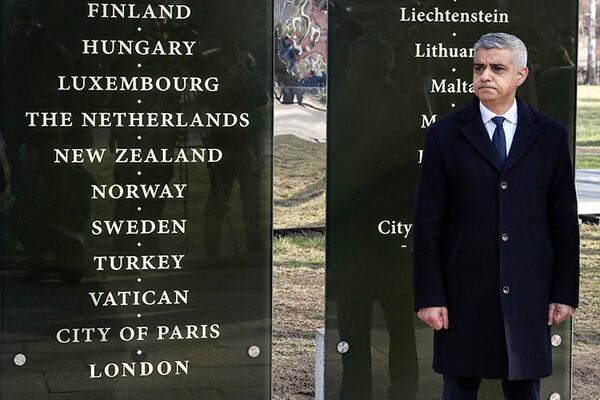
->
[13,354,26,366]
[337,341,349,354]
[248,345,261,358]
[549,393,561,400]
[551,334,562,347]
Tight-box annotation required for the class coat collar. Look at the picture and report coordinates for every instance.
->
[460,97,541,174]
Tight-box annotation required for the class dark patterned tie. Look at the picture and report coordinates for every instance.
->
[492,116,507,167]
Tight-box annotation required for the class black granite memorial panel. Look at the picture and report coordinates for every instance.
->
[326,1,577,399]
[0,1,272,399]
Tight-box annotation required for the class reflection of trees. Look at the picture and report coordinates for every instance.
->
[584,0,597,84]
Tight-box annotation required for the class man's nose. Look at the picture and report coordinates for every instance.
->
[480,67,492,81]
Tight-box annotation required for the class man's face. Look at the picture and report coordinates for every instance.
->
[473,48,528,106]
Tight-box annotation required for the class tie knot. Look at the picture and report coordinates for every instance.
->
[492,116,505,127]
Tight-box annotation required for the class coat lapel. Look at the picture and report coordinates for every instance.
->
[502,97,541,175]
[460,97,541,174]
[461,98,501,172]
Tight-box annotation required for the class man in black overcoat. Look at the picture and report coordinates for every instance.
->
[412,32,580,400]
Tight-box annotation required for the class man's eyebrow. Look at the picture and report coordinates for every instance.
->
[473,63,507,68]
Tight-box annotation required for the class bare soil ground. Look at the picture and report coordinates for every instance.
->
[572,223,600,399]
[573,350,600,400]
[273,235,324,400]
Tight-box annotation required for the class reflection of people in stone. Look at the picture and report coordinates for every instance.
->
[413,33,579,400]
[276,34,305,105]
[202,37,269,257]
[330,36,419,400]
[5,6,94,284]
[109,22,183,254]
[280,35,300,69]
[4,6,64,193]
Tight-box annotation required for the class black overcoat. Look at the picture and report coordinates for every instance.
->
[412,97,579,380]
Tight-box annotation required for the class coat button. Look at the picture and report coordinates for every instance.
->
[500,181,508,190]
[501,233,509,242]
[502,286,510,295]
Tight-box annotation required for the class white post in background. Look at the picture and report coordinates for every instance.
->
[315,328,325,400]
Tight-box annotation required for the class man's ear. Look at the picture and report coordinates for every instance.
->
[516,66,529,86]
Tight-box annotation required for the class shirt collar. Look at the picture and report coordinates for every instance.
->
[479,99,518,125]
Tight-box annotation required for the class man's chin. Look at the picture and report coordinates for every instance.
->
[476,87,497,93]
[476,92,497,102]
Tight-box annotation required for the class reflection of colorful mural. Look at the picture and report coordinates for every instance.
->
[275,0,327,79]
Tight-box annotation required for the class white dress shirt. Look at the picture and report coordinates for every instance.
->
[479,99,518,157]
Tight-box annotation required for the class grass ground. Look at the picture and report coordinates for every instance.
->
[274,135,326,229]
[577,85,600,168]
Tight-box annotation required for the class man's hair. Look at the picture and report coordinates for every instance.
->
[473,32,528,69]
